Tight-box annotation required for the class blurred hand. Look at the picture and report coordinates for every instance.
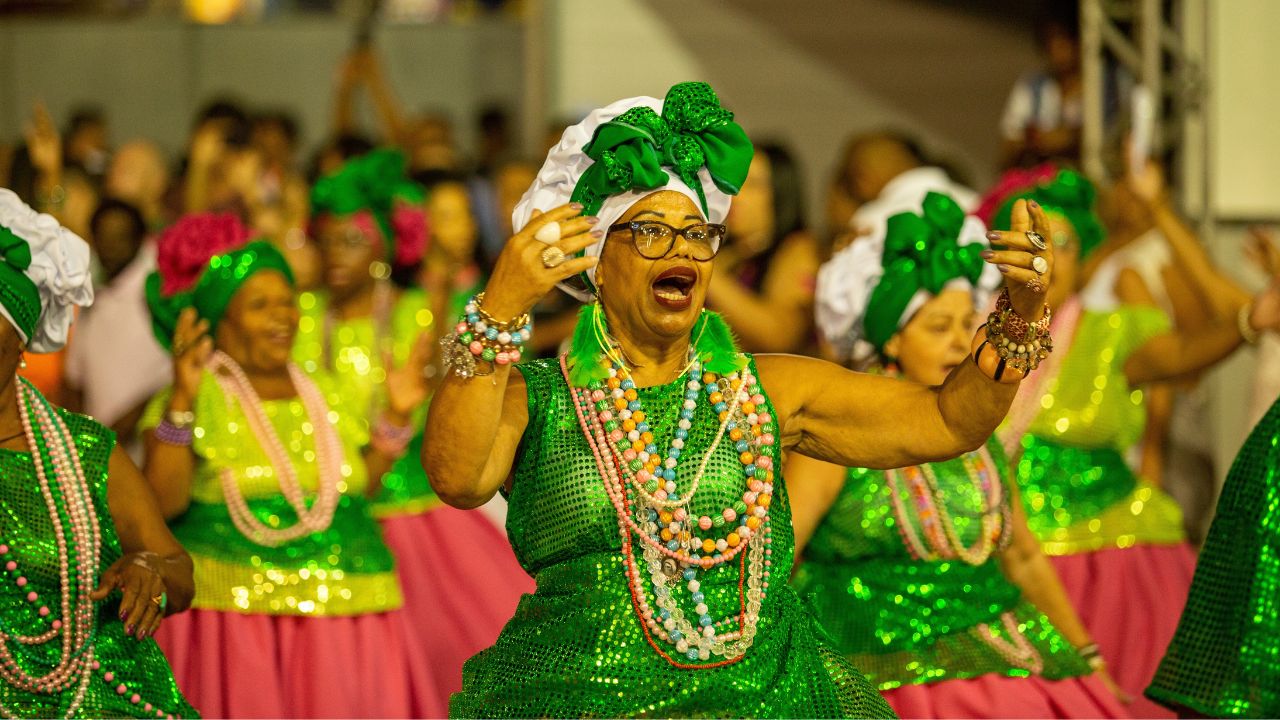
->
[170,308,213,408]
[1248,281,1280,335]
[1096,666,1132,704]
[383,331,435,421]
[984,199,1054,321]
[1245,226,1280,280]
[1125,158,1168,207]
[24,102,62,178]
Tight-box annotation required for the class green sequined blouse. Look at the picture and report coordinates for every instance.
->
[140,372,401,617]
[1010,307,1184,555]
[0,407,196,718]
[1146,397,1280,717]
[450,356,895,719]
[793,438,1090,690]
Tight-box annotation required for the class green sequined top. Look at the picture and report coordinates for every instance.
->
[1010,307,1184,555]
[1146,397,1280,718]
[294,289,438,518]
[0,406,196,718]
[793,438,1090,690]
[140,372,401,617]
[450,356,896,719]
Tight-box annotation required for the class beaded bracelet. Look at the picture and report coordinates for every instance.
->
[972,289,1054,382]
[370,414,414,457]
[441,293,533,379]
[154,419,194,447]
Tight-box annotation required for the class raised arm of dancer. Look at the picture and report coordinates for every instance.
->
[1124,280,1280,387]
[785,453,849,556]
[422,204,599,507]
[760,201,1053,470]
[97,446,196,639]
[142,309,210,519]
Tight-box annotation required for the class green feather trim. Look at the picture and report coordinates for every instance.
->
[567,302,611,386]
[693,311,747,375]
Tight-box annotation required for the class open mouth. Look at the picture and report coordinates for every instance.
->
[651,266,697,310]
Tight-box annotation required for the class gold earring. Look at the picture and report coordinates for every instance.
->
[18,352,26,370]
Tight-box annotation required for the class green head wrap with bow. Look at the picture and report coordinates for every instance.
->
[311,149,426,258]
[569,82,753,218]
[992,168,1104,260]
[864,192,988,352]
[0,225,39,344]
[146,240,295,351]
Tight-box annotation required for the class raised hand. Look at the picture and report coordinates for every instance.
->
[1248,281,1280,335]
[479,203,602,321]
[384,331,435,421]
[170,308,213,407]
[1245,226,1280,280]
[983,199,1054,321]
[24,102,62,178]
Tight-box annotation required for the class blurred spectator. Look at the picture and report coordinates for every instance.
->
[475,104,512,176]
[250,110,314,287]
[706,142,819,354]
[105,139,172,230]
[310,132,376,181]
[181,97,254,214]
[64,198,171,457]
[471,158,536,263]
[63,105,110,184]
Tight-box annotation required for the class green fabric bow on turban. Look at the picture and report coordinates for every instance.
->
[0,224,40,344]
[570,82,753,217]
[993,168,1104,260]
[146,240,295,351]
[311,149,425,255]
[864,192,988,352]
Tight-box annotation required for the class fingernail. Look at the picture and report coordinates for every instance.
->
[986,231,1002,241]
[980,250,995,259]
[569,202,584,210]
[585,216,600,225]
[126,624,134,634]
[997,264,1011,274]
[119,611,127,620]
[589,229,604,238]
[1028,200,1040,210]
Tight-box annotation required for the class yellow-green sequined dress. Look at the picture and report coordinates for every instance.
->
[0,405,196,718]
[140,372,423,718]
[1006,305,1195,717]
[450,356,895,718]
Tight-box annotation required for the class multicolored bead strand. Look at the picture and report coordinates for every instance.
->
[886,444,1008,565]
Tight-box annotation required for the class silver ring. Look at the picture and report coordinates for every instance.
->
[540,246,566,268]
[1026,231,1047,251]
[1031,255,1049,275]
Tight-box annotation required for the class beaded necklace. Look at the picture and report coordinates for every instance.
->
[563,352,777,668]
[209,352,343,547]
[886,443,1010,565]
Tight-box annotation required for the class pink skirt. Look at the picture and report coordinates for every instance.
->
[155,608,417,718]
[1050,543,1196,719]
[381,505,535,715]
[883,673,1129,719]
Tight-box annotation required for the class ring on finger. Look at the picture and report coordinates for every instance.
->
[151,592,167,612]
[1025,277,1046,294]
[1032,255,1049,275]
[534,221,562,244]
[541,246,567,268]
[1026,231,1048,251]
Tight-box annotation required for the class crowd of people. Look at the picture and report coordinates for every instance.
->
[0,7,1277,719]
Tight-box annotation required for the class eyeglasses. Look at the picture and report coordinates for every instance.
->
[607,220,726,261]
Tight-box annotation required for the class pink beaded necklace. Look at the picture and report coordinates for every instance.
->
[209,352,343,547]
[886,444,1010,565]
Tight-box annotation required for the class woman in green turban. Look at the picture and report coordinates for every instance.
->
[422,81,1059,718]
[140,212,433,716]
[789,191,1126,718]
[0,188,196,718]
[976,164,1280,717]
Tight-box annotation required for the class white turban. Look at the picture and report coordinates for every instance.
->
[512,92,742,302]
[0,189,94,353]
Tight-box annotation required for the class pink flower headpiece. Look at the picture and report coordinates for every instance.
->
[155,213,252,296]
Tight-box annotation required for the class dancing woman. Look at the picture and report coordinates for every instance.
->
[0,189,196,718]
[423,82,1056,718]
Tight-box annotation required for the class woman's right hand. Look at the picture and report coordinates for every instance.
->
[170,308,213,408]
[478,203,602,321]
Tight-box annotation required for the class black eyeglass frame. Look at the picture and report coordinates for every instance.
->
[606,220,727,260]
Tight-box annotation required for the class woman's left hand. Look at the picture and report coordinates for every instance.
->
[91,551,168,639]
[383,331,435,420]
[983,198,1055,321]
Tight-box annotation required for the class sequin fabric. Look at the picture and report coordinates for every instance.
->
[793,438,1090,689]
[0,409,197,718]
[140,372,402,616]
[1010,307,1184,554]
[451,356,895,718]
[1146,398,1280,717]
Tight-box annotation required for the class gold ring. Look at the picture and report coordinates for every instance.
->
[150,594,163,606]
[1031,256,1049,275]
[1025,278,1046,294]
[541,246,566,269]
[1025,231,1047,251]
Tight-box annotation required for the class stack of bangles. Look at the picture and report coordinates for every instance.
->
[155,412,195,446]
[1076,642,1106,671]
[371,414,415,457]
[971,288,1053,383]
[441,292,533,379]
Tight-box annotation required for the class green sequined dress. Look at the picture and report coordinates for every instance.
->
[0,406,196,718]
[1146,397,1280,717]
[792,439,1092,690]
[450,356,895,719]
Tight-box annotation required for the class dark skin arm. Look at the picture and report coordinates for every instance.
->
[92,446,195,640]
